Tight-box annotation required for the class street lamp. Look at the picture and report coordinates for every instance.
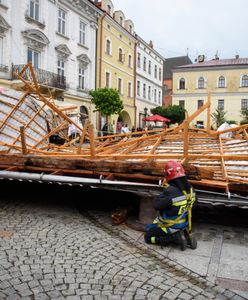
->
[144,107,148,127]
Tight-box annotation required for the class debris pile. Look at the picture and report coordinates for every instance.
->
[0,64,248,200]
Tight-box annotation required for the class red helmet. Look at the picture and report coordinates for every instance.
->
[164,160,185,182]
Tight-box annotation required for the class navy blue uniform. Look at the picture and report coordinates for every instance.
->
[144,177,196,245]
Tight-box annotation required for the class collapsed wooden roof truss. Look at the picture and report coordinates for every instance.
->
[0,63,248,196]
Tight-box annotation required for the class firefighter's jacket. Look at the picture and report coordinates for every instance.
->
[152,181,196,233]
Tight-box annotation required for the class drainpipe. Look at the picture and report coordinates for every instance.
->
[133,41,137,128]
[98,12,107,130]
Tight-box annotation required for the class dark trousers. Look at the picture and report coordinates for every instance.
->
[144,227,167,244]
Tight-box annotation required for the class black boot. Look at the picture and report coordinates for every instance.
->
[174,231,187,251]
[183,229,197,249]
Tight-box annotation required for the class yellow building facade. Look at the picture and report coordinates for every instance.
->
[96,0,136,133]
[172,57,248,127]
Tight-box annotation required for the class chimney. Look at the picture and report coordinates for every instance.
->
[148,40,153,48]
[235,54,239,59]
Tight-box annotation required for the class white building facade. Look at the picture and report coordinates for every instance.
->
[135,35,164,128]
[0,0,101,125]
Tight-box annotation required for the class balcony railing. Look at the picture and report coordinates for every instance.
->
[12,64,67,90]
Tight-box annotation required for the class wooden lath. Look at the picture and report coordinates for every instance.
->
[1,63,248,194]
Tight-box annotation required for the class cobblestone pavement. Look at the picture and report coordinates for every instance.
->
[0,197,246,300]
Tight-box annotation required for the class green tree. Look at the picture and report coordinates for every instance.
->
[151,105,186,124]
[211,108,226,128]
[89,88,123,116]
[240,108,248,125]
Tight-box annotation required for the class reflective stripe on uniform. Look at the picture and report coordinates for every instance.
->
[151,237,156,244]
[171,192,196,204]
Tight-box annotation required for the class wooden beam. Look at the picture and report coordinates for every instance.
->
[32,120,67,149]
[77,119,89,154]
[0,90,29,132]
[20,126,27,155]
[207,94,211,132]
[89,124,95,157]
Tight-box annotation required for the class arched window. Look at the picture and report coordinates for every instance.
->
[241,75,248,87]
[80,105,88,125]
[179,78,185,89]
[218,76,225,88]
[198,77,205,89]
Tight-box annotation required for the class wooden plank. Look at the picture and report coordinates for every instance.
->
[77,119,89,154]
[0,90,29,132]
[89,124,95,157]
[20,126,27,155]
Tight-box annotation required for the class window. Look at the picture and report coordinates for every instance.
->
[154,89,157,102]
[148,86,151,100]
[57,60,65,77]
[106,39,111,55]
[119,16,123,26]
[241,99,248,110]
[198,77,205,89]
[218,76,225,88]
[118,48,123,62]
[148,61,151,74]
[241,75,248,87]
[79,21,86,45]
[218,99,224,110]
[129,25,132,33]
[105,72,110,88]
[30,0,40,21]
[154,65,157,78]
[159,68,162,81]
[27,48,40,68]
[158,91,161,103]
[137,81,140,96]
[143,83,146,98]
[128,54,132,68]
[179,78,185,89]
[198,99,204,109]
[137,53,141,68]
[78,67,85,89]
[118,78,122,94]
[143,57,146,71]
[58,8,66,35]
[128,82,132,97]
[107,5,111,15]
[179,100,185,108]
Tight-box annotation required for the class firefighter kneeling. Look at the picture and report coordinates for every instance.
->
[144,160,197,251]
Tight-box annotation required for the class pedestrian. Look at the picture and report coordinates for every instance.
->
[144,160,197,250]
[102,122,108,136]
[121,124,130,134]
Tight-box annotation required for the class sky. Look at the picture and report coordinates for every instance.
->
[112,0,248,62]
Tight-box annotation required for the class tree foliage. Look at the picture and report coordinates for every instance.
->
[89,88,123,116]
[151,105,186,124]
[240,108,248,125]
[211,108,226,128]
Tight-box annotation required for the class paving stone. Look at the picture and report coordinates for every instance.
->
[0,200,246,300]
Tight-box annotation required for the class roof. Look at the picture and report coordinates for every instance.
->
[175,57,248,70]
[163,56,192,79]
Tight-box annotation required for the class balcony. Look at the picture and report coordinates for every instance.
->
[12,64,67,91]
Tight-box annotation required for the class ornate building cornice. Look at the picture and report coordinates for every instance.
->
[0,15,11,37]
[22,29,49,51]
[59,0,101,23]
[77,53,91,69]
[55,44,72,61]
